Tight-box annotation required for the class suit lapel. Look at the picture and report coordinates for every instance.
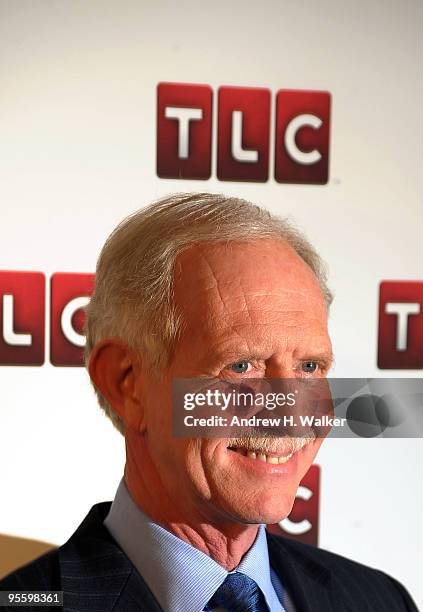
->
[116,568,164,612]
[59,503,163,612]
[267,533,338,612]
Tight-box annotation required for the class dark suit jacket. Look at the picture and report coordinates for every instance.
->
[0,502,418,612]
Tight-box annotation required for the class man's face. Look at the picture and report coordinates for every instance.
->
[136,238,332,525]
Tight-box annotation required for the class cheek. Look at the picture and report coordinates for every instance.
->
[143,390,181,466]
[143,382,173,440]
[184,441,219,497]
[297,439,322,480]
[148,435,207,504]
[143,381,211,493]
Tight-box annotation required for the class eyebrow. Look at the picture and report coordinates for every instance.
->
[294,349,335,365]
[214,351,268,364]
[308,349,334,361]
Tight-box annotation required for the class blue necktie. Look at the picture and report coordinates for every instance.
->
[206,571,269,612]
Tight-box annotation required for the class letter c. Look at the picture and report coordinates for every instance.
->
[279,485,312,535]
[61,296,90,347]
[284,114,322,165]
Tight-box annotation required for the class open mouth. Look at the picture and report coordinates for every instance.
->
[227,446,294,464]
[227,437,312,465]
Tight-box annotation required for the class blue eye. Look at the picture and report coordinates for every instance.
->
[302,361,318,373]
[231,361,250,373]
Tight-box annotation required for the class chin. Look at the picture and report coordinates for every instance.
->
[250,499,296,526]
[220,489,297,526]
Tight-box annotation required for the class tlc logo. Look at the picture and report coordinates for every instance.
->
[157,83,331,184]
[267,465,320,546]
[0,271,94,366]
[378,281,423,369]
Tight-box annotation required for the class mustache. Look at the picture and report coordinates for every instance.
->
[226,430,316,455]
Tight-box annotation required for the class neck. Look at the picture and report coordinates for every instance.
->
[124,434,259,570]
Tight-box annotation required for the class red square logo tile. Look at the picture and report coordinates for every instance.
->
[0,271,45,365]
[50,273,95,366]
[157,82,212,180]
[217,86,271,182]
[267,464,320,546]
[378,281,423,369]
[275,90,330,184]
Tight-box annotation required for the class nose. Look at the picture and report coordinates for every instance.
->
[264,357,294,379]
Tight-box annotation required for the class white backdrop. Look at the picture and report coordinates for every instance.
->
[0,0,422,607]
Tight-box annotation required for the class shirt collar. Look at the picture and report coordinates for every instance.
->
[104,478,284,612]
[237,523,285,612]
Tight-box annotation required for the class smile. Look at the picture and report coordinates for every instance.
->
[228,447,294,464]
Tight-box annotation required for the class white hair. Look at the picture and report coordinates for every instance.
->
[85,192,333,434]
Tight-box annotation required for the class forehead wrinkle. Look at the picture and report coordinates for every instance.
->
[174,241,329,355]
[186,284,322,320]
[193,289,327,343]
[175,242,326,318]
[203,318,321,343]
[208,305,329,351]
[182,244,303,297]
[192,250,230,314]
[202,297,325,328]
[205,317,324,352]
[210,275,324,314]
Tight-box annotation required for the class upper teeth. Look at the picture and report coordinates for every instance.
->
[230,447,294,464]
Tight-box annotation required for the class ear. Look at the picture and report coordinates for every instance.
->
[88,339,146,433]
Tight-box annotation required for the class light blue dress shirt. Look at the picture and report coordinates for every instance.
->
[104,479,291,612]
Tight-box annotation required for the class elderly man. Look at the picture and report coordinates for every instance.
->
[0,193,417,611]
